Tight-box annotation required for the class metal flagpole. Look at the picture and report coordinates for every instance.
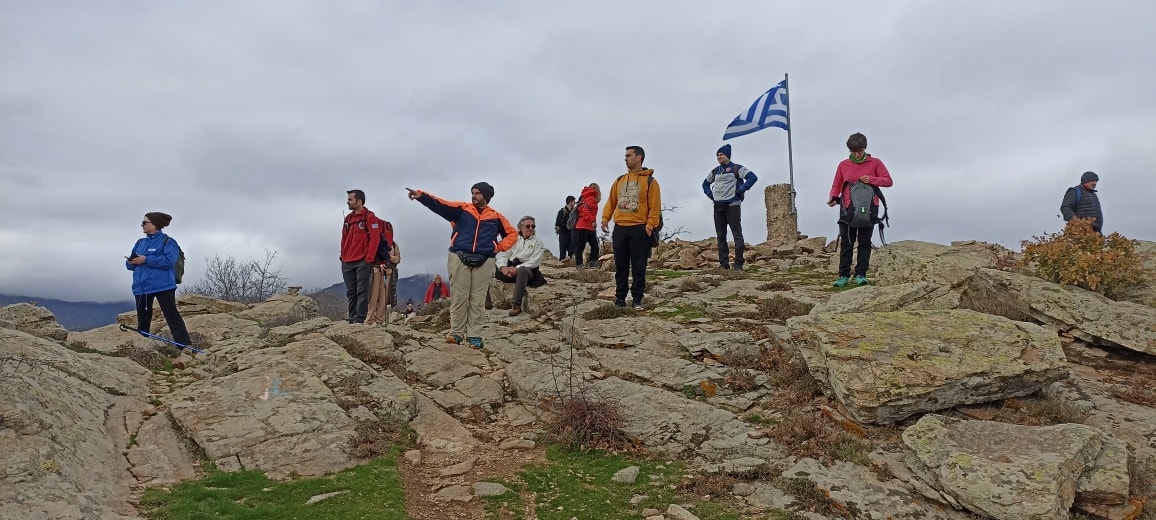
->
[783,73,796,214]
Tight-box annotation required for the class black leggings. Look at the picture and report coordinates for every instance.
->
[135,289,192,346]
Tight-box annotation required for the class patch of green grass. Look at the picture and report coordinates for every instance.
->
[515,447,742,520]
[63,340,121,356]
[646,269,694,281]
[744,414,776,426]
[138,454,407,520]
[650,303,708,320]
[480,479,526,520]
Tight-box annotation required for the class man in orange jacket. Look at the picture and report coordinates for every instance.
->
[409,182,517,349]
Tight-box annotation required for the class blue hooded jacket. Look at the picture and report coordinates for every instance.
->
[126,232,180,295]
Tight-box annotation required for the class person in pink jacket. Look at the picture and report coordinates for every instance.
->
[827,132,893,287]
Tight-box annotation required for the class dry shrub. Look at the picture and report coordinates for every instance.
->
[349,414,413,459]
[1020,217,1147,299]
[333,377,377,412]
[679,277,707,292]
[982,241,1020,272]
[761,343,822,405]
[702,267,749,280]
[307,288,348,321]
[330,334,393,367]
[725,369,758,392]
[958,275,1034,322]
[979,391,1089,426]
[116,342,175,370]
[679,472,738,496]
[771,476,844,516]
[187,331,213,349]
[756,280,793,291]
[540,387,629,450]
[558,269,613,283]
[767,411,873,468]
[582,303,633,320]
[754,296,814,323]
[1108,385,1156,407]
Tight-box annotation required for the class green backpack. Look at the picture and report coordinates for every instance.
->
[162,236,186,284]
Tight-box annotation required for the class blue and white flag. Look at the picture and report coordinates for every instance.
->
[723,80,789,140]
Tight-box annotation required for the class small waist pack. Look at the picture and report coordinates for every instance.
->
[456,250,488,268]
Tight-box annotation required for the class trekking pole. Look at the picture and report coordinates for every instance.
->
[118,324,205,354]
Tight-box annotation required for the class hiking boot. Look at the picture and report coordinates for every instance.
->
[508,303,522,317]
[854,275,869,286]
[589,260,601,269]
[575,264,585,271]
[833,277,849,288]
[446,334,464,345]
[466,337,484,350]
[614,299,626,308]
[484,294,493,310]
[632,300,644,311]
[732,265,743,271]
[720,263,731,270]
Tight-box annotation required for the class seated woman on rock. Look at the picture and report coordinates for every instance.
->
[491,215,547,316]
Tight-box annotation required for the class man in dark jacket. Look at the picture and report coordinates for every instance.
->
[1060,171,1103,233]
[554,195,576,261]
[702,144,758,270]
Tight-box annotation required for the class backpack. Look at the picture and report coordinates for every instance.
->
[389,240,401,265]
[840,181,890,244]
[1073,186,1083,204]
[161,236,186,284]
[367,220,395,265]
[565,201,584,230]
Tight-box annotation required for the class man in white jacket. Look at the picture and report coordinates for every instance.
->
[493,215,548,316]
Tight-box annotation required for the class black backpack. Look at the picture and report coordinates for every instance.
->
[565,201,584,230]
[839,181,890,244]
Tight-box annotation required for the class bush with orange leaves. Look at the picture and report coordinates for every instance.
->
[1020,217,1147,300]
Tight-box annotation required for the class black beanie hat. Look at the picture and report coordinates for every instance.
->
[717,144,732,159]
[472,182,494,202]
[1080,171,1099,184]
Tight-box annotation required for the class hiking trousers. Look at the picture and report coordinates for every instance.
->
[494,265,545,306]
[612,224,650,304]
[447,252,495,338]
[558,231,572,260]
[838,222,874,278]
[570,228,599,267]
[342,260,373,323]
[365,266,388,325]
[713,203,745,268]
[135,289,191,346]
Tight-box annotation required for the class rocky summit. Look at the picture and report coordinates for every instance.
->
[2,237,1154,520]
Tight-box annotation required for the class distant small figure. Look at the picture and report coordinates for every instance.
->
[1060,171,1103,233]
[126,212,194,356]
[403,298,416,319]
[424,274,450,304]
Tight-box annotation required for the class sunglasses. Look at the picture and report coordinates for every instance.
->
[522,224,536,229]
[141,221,153,226]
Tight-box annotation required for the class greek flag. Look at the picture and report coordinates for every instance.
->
[723,80,789,140]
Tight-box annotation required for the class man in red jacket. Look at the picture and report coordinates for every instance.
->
[341,189,384,323]
[827,133,893,287]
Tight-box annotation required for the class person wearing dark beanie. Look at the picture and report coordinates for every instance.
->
[407,183,518,349]
[127,211,194,358]
[703,143,757,270]
[1061,171,1103,233]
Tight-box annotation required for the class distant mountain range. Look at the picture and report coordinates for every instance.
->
[1,273,438,332]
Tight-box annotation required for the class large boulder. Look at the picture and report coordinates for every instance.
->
[0,329,151,520]
[0,303,69,341]
[902,414,1130,520]
[238,293,320,326]
[961,268,1156,356]
[809,281,960,314]
[787,309,1068,424]
[871,240,1016,287]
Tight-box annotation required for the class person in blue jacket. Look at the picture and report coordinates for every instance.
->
[126,212,192,350]
[703,144,758,270]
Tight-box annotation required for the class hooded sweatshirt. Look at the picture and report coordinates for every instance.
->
[601,169,661,229]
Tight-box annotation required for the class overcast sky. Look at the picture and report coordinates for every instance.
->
[2,0,1153,303]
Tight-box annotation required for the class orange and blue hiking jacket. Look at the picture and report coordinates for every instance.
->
[415,191,517,257]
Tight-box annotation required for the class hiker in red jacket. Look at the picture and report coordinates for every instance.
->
[570,183,601,269]
[423,274,450,304]
[340,189,384,323]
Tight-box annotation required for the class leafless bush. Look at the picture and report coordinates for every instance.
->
[725,369,758,392]
[115,343,172,371]
[349,414,413,459]
[756,280,793,291]
[582,303,633,320]
[184,250,288,304]
[679,277,707,292]
[740,295,814,323]
[307,288,348,321]
[540,386,629,450]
